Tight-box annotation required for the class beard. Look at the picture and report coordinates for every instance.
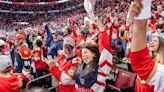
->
[64,52,74,59]
[16,40,23,46]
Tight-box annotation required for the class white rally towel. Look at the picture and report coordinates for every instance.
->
[84,0,96,17]
[84,16,92,25]
[135,0,152,19]
[126,0,152,26]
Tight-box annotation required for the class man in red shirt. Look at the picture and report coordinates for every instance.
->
[44,37,81,92]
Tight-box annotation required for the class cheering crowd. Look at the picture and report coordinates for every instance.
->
[5,0,60,2]
[0,0,164,92]
[0,0,83,11]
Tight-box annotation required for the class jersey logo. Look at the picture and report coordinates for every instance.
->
[68,67,75,76]
[24,50,28,55]
[19,46,31,59]
[80,78,85,85]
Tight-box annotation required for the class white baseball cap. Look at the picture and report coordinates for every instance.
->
[0,55,12,71]
[0,39,5,46]
[63,37,75,47]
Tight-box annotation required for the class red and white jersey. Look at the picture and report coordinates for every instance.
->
[49,53,81,92]
[90,30,113,92]
[32,47,46,69]
[131,47,164,92]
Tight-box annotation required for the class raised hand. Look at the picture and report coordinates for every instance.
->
[128,0,149,52]
[44,55,57,68]
[91,16,105,32]
[127,0,143,25]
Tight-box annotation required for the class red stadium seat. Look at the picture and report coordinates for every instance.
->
[106,69,137,92]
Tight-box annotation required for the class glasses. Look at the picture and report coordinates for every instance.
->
[156,24,164,29]
[0,45,4,49]
[63,45,73,52]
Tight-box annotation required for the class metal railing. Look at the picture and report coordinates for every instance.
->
[25,73,57,92]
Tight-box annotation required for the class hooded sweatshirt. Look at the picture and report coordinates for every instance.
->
[0,74,19,92]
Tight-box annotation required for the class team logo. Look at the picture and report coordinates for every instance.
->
[68,67,75,76]
[24,50,28,55]
[80,78,85,85]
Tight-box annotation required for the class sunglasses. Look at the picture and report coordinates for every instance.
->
[0,45,4,49]
[63,45,73,52]
[156,24,164,29]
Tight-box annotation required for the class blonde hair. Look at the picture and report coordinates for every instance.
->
[155,53,164,64]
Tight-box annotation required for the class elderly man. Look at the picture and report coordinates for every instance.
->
[45,37,81,92]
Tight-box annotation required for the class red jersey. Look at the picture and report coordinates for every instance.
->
[32,47,46,69]
[131,47,164,92]
[49,53,81,92]
[135,77,154,92]
[0,74,19,92]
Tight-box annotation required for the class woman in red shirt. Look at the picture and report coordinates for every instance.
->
[32,39,47,78]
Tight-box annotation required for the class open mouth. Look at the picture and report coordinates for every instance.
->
[149,43,155,48]
[150,45,154,48]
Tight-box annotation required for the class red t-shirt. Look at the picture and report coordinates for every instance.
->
[131,47,155,80]
[0,74,19,92]
[135,77,154,92]
[32,47,46,69]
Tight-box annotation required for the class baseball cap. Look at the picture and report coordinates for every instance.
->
[63,37,75,47]
[0,55,12,71]
[52,30,64,36]
[16,34,25,40]
[0,39,5,46]
[55,31,64,36]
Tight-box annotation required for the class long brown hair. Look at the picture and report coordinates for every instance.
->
[84,44,100,62]
[81,44,100,73]
[156,37,164,64]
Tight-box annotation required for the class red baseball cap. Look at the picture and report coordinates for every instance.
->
[16,34,25,40]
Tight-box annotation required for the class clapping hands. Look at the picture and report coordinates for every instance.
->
[44,56,57,68]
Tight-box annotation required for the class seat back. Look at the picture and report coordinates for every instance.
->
[114,69,137,88]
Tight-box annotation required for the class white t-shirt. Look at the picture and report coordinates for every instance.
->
[149,64,164,92]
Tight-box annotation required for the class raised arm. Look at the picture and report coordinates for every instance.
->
[130,14,147,52]
[128,0,157,82]
[44,24,53,47]
[129,1,164,91]
[90,17,113,92]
